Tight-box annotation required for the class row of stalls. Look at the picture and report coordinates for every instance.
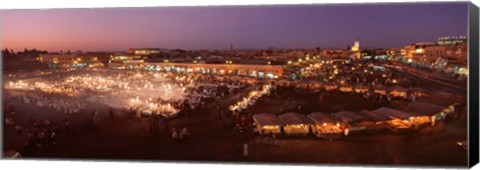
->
[278,80,428,99]
[252,101,458,139]
[253,112,340,138]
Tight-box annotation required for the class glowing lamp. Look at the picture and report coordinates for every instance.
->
[415,49,424,54]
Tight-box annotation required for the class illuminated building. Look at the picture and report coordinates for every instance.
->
[403,42,435,67]
[385,48,405,62]
[140,62,284,79]
[108,47,285,79]
[360,49,373,60]
[109,54,146,69]
[425,44,467,74]
[437,36,467,46]
[351,40,360,52]
[38,53,110,68]
[127,48,161,55]
[320,49,347,59]
[349,40,361,60]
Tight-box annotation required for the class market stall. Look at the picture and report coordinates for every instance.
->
[404,101,450,126]
[339,85,353,93]
[372,107,421,132]
[389,86,408,99]
[373,85,388,95]
[308,82,323,91]
[333,111,368,135]
[323,84,338,91]
[307,112,344,139]
[357,109,391,131]
[354,85,369,93]
[278,112,313,136]
[295,83,309,89]
[252,113,284,135]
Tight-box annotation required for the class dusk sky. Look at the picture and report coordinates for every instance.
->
[0,2,468,52]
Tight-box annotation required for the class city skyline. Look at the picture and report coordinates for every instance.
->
[1,2,474,166]
[1,2,468,52]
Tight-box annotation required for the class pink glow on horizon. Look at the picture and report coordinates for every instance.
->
[0,4,468,52]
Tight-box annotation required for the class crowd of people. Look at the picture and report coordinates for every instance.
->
[10,93,86,115]
[2,59,437,152]
[277,60,428,103]
[298,60,394,82]
[4,68,259,144]
[3,103,80,155]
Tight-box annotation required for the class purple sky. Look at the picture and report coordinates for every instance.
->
[0,2,468,52]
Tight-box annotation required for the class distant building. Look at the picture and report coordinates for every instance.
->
[373,49,388,57]
[320,49,347,59]
[141,62,284,79]
[437,36,467,46]
[109,53,146,69]
[386,48,405,57]
[198,49,210,57]
[431,36,467,64]
[349,40,361,60]
[404,42,435,66]
[127,48,160,55]
[360,49,374,59]
[425,44,467,74]
[170,49,187,56]
[109,48,284,79]
[351,40,360,52]
[258,50,289,60]
[38,53,110,68]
